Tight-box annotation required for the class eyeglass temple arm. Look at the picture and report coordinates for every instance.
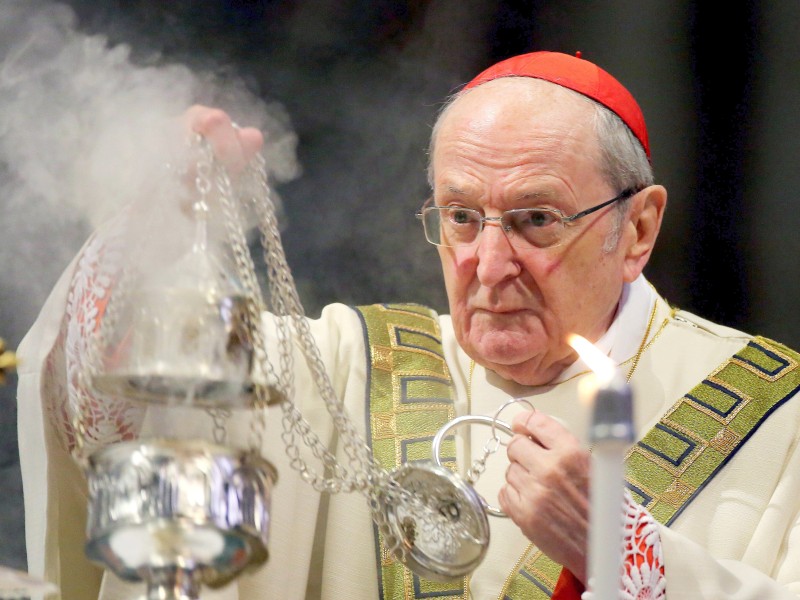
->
[562,188,638,223]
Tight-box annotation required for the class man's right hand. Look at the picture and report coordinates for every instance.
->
[183,105,264,174]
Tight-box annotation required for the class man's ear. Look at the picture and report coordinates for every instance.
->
[622,185,667,283]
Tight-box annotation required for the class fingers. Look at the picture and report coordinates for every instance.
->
[504,458,534,491]
[497,477,519,515]
[506,417,588,480]
[506,433,542,473]
[499,418,591,580]
[183,105,264,173]
[510,409,571,449]
[503,411,590,518]
[237,127,265,162]
[505,410,570,474]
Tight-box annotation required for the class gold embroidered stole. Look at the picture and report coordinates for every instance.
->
[355,303,466,599]
[503,336,800,599]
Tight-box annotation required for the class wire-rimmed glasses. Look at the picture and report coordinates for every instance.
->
[416,188,639,249]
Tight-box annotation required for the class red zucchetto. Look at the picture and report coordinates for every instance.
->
[465,51,650,159]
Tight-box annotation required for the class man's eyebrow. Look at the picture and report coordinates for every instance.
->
[515,191,555,204]
[444,185,468,196]
[438,187,556,204]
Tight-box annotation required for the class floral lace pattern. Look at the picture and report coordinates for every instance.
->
[45,223,144,455]
[582,490,666,600]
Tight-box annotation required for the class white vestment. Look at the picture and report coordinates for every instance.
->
[17,253,800,599]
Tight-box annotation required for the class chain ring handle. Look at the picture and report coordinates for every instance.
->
[431,415,514,518]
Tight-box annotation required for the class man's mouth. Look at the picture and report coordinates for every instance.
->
[472,306,531,316]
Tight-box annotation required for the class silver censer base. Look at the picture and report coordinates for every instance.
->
[86,439,277,599]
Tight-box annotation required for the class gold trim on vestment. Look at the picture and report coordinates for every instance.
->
[356,303,467,600]
[501,336,800,598]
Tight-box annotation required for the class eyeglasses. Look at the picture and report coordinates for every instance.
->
[416,188,639,249]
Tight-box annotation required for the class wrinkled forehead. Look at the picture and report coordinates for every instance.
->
[432,78,602,165]
[427,79,613,206]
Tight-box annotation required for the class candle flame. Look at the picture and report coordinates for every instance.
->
[567,333,616,385]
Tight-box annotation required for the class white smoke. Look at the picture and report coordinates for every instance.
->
[0,0,300,333]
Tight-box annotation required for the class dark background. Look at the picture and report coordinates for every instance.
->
[3,0,800,573]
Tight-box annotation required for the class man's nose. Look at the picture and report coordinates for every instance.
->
[475,222,521,285]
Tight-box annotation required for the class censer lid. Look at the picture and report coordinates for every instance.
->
[380,462,490,582]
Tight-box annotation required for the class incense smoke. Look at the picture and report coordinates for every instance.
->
[0,0,300,335]
[0,0,492,569]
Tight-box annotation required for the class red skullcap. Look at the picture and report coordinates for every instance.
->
[465,51,650,159]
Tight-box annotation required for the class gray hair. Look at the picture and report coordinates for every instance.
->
[426,79,653,251]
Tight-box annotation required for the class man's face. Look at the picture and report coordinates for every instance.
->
[432,79,636,386]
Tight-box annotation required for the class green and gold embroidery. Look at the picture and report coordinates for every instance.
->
[358,303,800,600]
[355,303,465,600]
[627,336,800,524]
[503,336,800,598]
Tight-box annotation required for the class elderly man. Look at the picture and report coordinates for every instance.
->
[17,51,800,599]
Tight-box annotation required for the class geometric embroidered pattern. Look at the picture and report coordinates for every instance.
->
[503,549,562,600]
[626,336,800,526]
[731,339,797,381]
[503,336,800,598]
[355,303,465,600]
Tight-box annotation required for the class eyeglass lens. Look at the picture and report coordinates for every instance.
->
[423,206,564,249]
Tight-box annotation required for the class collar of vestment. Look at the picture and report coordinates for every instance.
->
[545,274,656,385]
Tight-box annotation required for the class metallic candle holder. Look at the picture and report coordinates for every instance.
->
[86,439,277,600]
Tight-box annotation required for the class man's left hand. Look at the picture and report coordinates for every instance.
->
[498,409,591,584]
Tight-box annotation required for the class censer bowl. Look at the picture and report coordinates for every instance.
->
[91,372,286,408]
[380,462,490,582]
[85,439,277,596]
[92,289,287,408]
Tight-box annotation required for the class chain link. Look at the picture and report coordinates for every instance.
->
[240,151,479,556]
[465,435,502,485]
[74,136,473,561]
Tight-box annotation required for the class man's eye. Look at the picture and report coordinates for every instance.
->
[447,209,475,225]
[515,209,559,228]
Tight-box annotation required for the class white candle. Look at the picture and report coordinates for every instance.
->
[568,334,634,600]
